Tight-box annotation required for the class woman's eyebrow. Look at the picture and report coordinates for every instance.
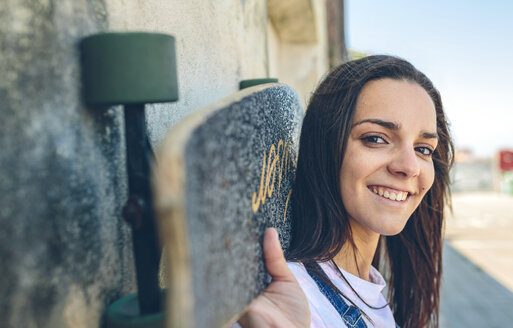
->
[352,118,439,139]
[421,131,439,139]
[352,118,399,130]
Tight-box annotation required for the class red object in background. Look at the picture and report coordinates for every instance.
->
[499,150,513,171]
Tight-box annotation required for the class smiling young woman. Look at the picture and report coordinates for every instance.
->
[285,56,454,328]
[238,55,453,328]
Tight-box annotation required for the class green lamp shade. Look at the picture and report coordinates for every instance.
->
[239,78,278,90]
[80,32,178,105]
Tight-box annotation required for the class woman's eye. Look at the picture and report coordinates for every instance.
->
[416,146,434,156]
[362,135,387,144]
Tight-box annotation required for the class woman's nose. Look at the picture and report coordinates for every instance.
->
[387,147,420,178]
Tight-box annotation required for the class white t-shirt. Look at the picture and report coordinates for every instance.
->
[287,261,396,328]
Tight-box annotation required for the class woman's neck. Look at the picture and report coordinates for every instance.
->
[333,219,380,281]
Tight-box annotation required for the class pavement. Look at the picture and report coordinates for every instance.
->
[440,192,513,327]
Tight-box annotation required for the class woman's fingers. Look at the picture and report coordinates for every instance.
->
[263,228,297,283]
[236,227,310,328]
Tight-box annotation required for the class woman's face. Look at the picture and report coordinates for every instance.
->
[339,78,437,236]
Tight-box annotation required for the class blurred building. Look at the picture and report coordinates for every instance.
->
[450,149,494,192]
[450,148,513,194]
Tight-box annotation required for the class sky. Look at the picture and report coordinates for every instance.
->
[346,0,513,157]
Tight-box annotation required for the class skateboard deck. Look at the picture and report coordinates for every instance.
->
[154,84,304,328]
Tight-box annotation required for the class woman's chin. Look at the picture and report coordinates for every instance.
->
[375,221,409,236]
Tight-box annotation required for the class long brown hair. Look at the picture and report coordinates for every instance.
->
[286,55,454,328]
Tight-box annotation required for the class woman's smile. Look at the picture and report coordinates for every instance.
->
[367,185,411,202]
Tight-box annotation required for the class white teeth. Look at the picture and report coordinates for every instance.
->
[371,186,408,202]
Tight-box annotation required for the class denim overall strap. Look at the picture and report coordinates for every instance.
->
[305,263,367,328]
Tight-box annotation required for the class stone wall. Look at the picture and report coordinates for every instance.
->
[0,2,133,327]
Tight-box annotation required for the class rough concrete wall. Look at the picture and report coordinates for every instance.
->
[0,1,136,327]
[0,0,268,327]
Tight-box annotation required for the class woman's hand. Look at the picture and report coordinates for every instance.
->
[237,228,310,328]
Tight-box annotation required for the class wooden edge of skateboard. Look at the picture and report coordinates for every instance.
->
[153,83,286,328]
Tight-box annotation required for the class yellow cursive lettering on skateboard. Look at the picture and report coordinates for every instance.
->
[251,140,292,213]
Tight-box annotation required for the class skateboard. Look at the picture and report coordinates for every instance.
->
[154,83,303,327]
